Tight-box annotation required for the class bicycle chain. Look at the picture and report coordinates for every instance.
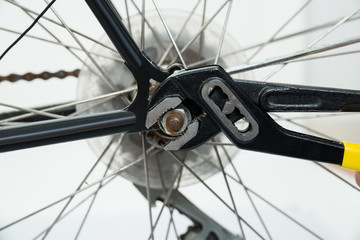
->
[0,69,80,83]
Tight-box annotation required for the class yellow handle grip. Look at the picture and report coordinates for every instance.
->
[342,142,360,171]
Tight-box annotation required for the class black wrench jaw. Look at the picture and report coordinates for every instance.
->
[153,65,345,165]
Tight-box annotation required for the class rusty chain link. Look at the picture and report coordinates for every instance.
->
[0,69,80,83]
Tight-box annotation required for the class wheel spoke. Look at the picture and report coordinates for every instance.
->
[0,148,152,232]
[244,0,312,64]
[129,0,167,51]
[147,161,183,240]
[198,0,206,61]
[73,134,125,240]
[13,0,124,84]
[213,144,245,237]
[194,143,321,239]
[285,49,360,63]
[140,0,146,50]
[4,0,118,53]
[226,35,360,75]
[167,151,265,240]
[0,27,123,62]
[40,135,119,239]
[205,141,234,146]
[167,0,230,66]
[142,133,155,240]
[43,0,118,92]
[157,0,202,66]
[32,176,118,240]
[274,112,357,121]
[194,144,272,239]
[124,0,132,36]
[0,102,65,120]
[214,0,233,64]
[188,13,360,68]
[262,8,360,81]
[245,186,323,240]
[315,162,360,192]
[152,0,187,68]
[226,153,273,240]
[0,87,136,124]
[33,136,123,240]
[154,156,181,240]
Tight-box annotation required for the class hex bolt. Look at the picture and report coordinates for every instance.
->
[160,108,191,136]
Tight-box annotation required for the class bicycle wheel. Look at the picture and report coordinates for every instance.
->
[1,0,360,239]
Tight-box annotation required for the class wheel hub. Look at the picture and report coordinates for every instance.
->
[77,10,249,188]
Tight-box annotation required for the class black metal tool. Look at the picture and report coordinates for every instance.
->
[148,65,360,170]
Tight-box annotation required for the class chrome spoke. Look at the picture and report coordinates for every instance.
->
[33,136,123,240]
[167,151,265,240]
[157,0,202,66]
[148,162,183,240]
[4,0,118,53]
[0,149,153,232]
[214,0,233,64]
[0,87,136,124]
[40,135,118,239]
[198,0,206,61]
[262,8,360,81]
[272,113,339,141]
[74,134,125,240]
[188,13,360,68]
[274,113,357,121]
[129,0,167,51]
[222,146,273,240]
[0,102,65,119]
[315,162,360,192]
[193,144,272,239]
[154,156,181,240]
[124,0,132,36]
[140,0,146,50]
[245,186,323,239]
[205,141,234,146]
[167,0,230,66]
[164,219,171,240]
[285,49,360,63]
[0,27,123,62]
[244,0,312,64]
[32,176,118,240]
[43,0,118,92]
[213,144,245,237]
[226,35,360,75]
[142,133,154,240]
[13,0,123,83]
[192,145,323,239]
[152,0,187,68]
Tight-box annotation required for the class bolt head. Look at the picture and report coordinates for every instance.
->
[160,108,189,136]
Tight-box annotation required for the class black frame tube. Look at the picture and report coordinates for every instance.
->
[0,111,135,152]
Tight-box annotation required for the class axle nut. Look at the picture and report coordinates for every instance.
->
[160,108,191,136]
